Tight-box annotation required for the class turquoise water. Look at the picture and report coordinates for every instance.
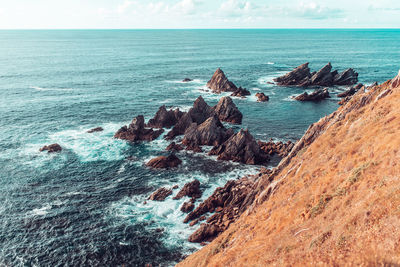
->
[0,29,399,266]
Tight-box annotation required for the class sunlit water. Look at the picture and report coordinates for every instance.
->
[0,29,399,266]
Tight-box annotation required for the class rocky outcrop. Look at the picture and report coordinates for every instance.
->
[231,87,250,98]
[206,68,238,93]
[258,140,295,157]
[165,96,213,140]
[337,83,363,98]
[213,96,242,124]
[274,63,358,87]
[87,127,103,133]
[173,180,202,200]
[182,78,192,82]
[166,142,184,151]
[255,92,269,102]
[209,129,269,165]
[39,143,62,153]
[114,115,164,142]
[147,106,184,129]
[181,201,195,213]
[146,154,182,169]
[185,178,256,243]
[391,70,400,88]
[182,116,232,147]
[148,187,173,201]
[293,88,330,101]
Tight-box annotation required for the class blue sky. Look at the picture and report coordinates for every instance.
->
[0,0,399,29]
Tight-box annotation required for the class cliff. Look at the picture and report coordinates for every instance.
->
[178,71,400,266]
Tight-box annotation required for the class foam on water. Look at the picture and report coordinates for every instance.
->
[165,79,204,84]
[30,204,51,216]
[30,86,75,91]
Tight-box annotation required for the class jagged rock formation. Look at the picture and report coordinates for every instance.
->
[114,115,164,142]
[274,62,358,87]
[184,178,257,243]
[178,72,400,267]
[87,127,103,133]
[182,116,233,147]
[231,87,250,98]
[166,142,184,151]
[206,68,238,93]
[209,129,269,165]
[337,83,363,98]
[255,92,269,102]
[173,180,202,200]
[293,88,330,101]
[146,105,184,129]
[148,187,173,201]
[39,143,62,153]
[181,201,195,213]
[212,96,242,124]
[258,140,295,158]
[146,154,182,169]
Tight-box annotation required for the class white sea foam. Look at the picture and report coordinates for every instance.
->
[31,204,51,216]
[30,86,74,91]
[165,79,204,84]
[257,71,287,86]
[267,62,275,65]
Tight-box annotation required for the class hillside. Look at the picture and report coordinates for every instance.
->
[178,71,400,266]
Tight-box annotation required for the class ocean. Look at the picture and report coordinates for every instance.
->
[0,29,399,266]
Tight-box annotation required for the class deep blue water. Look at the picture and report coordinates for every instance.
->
[0,29,399,266]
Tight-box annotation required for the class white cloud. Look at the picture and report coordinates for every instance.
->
[117,0,134,14]
[173,0,197,15]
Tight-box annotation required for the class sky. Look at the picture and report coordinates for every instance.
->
[0,0,399,29]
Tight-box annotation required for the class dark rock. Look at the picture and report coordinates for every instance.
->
[174,180,202,200]
[182,78,192,82]
[114,115,164,142]
[209,129,269,165]
[231,87,250,98]
[255,92,269,102]
[310,63,333,86]
[186,178,256,243]
[87,127,103,133]
[146,154,182,169]
[39,143,62,153]
[213,96,242,124]
[206,68,238,93]
[166,142,184,151]
[333,68,359,85]
[293,88,330,101]
[273,63,312,86]
[258,140,295,157]
[172,185,179,189]
[185,144,203,153]
[148,187,173,201]
[181,201,195,213]
[147,105,183,129]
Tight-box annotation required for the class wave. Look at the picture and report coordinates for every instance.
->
[30,86,74,91]
[165,79,204,85]
[267,62,275,65]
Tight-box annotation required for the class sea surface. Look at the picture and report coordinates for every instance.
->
[0,29,399,266]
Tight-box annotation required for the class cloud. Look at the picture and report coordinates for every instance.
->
[219,0,253,17]
[117,0,134,14]
[295,2,345,20]
[173,0,198,15]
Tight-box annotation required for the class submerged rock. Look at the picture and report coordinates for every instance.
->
[114,115,164,142]
[213,96,242,124]
[146,154,182,169]
[231,87,250,98]
[166,142,184,151]
[182,78,192,82]
[293,88,330,101]
[87,127,103,133]
[147,105,183,129]
[173,180,202,200]
[209,129,269,165]
[206,68,238,93]
[255,92,269,102]
[148,187,173,201]
[39,143,62,153]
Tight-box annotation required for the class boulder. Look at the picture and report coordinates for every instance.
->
[181,201,195,213]
[231,87,250,98]
[166,142,184,151]
[293,88,330,101]
[213,96,242,124]
[39,143,62,153]
[148,187,172,201]
[87,127,103,133]
[147,105,183,129]
[146,154,182,169]
[258,140,295,157]
[255,92,269,102]
[273,63,312,86]
[209,129,269,165]
[310,63,334,86]
[173,180,202,200]
[182,116,232,148]
[114,115,164,142]
[206,68,238,93]
[182,78,192,82]
[333,68,359,85]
